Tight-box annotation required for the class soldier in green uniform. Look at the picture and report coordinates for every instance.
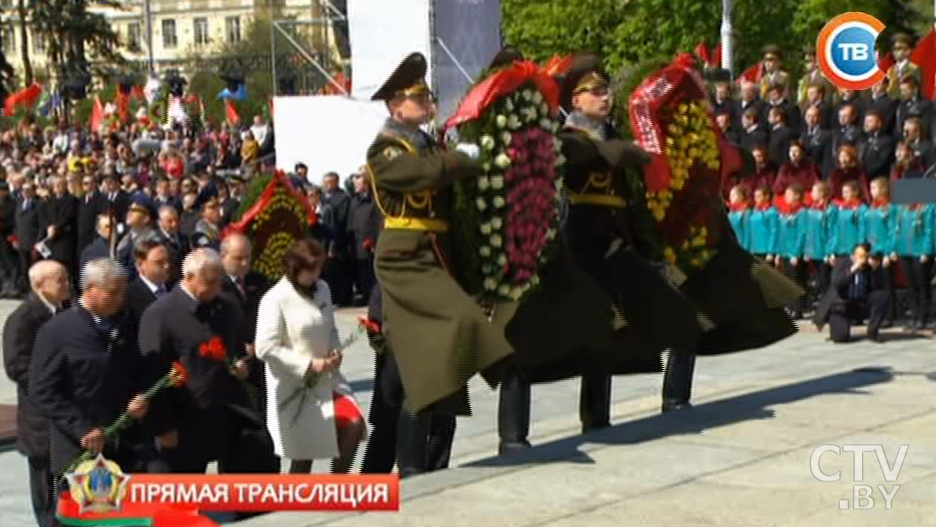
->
[366,52,513,477]
[889,33,921,100]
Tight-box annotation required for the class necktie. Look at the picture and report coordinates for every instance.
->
[22,200,29,212]
[236,277,245,297]
[156,286,167,298]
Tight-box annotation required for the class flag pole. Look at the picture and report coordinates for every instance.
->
[721,0,734,80]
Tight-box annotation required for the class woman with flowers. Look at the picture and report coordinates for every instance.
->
[255,238,366,473]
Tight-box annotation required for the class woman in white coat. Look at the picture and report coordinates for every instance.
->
[255,238,366,473]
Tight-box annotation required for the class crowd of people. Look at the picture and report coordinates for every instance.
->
[715,37,936,339]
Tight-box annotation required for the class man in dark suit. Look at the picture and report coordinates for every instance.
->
[738,81,767,133]
[815,243,891,343]
[765,83,802,134]
[152,177,180,212]
[14,181,42,295]
[101,171,131,236]
[347,174,381,304]
[40,175,79,278]
[860,110,896,179]
[0,181,19,297]
[896,76,934,141]
[832,104,864,162]
[79,214,114,272]
[802,105,836,179]
[29,258,149,525]
[3,261,70,527]
[767,106,796,167]
[155,205,189,286]
[320,171,353,306]
[125,239,170,328]
[739,107,768,153]
[140,248,275,474]
[868,77,899,137]
[76,174,106,262]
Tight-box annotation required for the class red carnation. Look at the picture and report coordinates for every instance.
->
[199,336,227,362]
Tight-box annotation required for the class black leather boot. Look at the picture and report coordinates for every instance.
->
[662,348,696,413]
[497,371,532,454]
[580,374,611,433]
[395,408,431,479]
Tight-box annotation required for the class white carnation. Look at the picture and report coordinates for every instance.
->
[493,196,506,208]
[480,223,492,235]
[555,154,566,166]
[502,132,513,145]
[480,246,492,257]
[539,118,552,130]
[540,102,549,114]
[553,137,562,150]
[522,90,533,101]
[476,197,487,211]
[498,284,511,296]
[480,135,496,150]
[496,115,508,128]
[532,91,543,104]
[490,234,503,247]
[524,106,538,122]
[490,175,505,189]
[551,122,560,133]
[497,254,508,266]
[491,217,503,229]
[509,286,524,300]
[482,162,491,172]
[494,153,511,168]
[531,274,541,286]
[483,278,497,291]
[546,228,557,240]
[478,176,491,190]
[505,98,515,111]
[507,115,522,130]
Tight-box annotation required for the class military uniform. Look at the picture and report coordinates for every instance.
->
[366,53,511,476]
[191,196,223,251]
[759,46,790,101]
[888,34,922,100]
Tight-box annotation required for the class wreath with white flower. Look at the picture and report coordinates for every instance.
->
[447,63,565,304]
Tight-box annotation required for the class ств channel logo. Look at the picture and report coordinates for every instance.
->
[817,12,887,90]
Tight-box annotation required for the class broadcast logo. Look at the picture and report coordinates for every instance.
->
[817,12,887,91]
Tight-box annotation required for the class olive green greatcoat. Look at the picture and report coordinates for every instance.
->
[366,129,513,416]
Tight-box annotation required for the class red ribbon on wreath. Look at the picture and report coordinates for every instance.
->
[445,60,561,129]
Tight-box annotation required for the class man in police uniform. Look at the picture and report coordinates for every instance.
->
[366,52,512,477]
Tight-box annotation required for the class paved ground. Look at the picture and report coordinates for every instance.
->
[1,298,934,526]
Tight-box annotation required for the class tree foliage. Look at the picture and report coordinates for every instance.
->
[30,0,125,79]
[503,0,926,78]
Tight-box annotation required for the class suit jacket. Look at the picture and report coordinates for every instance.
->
[77,193,106,255]
[802,127,835,178]
[102,191,131,227]
[2,293,55,457]
[832,125,864,162]
[766,100,802,133]
[740,128,768,153]
[799,101,833,130]
[815,258,889,325]
[155,229,189,286]
[139,288,256,462]
[40,193,79,263]
[867,95,899,137]
[0,195,16,237]
[28,304,144,474]
[79,237,111,271]
[767,124,796,167]
[859,133,896,179]
[221,271,269,346]
[896,97,934,140]
[14,197,42,250]
[125,277,162,331]
[347,192,382,260]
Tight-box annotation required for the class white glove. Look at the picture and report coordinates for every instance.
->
[455,143,480,160]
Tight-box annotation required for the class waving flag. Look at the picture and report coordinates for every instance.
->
[218,82,247,101]
[911,29,936,99]
[3,83,43,116]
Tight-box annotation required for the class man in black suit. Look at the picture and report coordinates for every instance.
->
[738,81,767,133]
[767,106,796,167]
[101,171,130,236]
[40,175,79,279]
[739,107,768,153]
[815,243,891,343]
[0,181,19,297]
[3,261,70,527]
[868,78,899,137]
[14,180,42,295]
[833,88,866,124]
[125,239,170,328]
[347,174,381,304]
[140,248,275,474]
[712,79,736,125]
[832,104,864,161]
[320,171,353,306]
[802,105,836,179]
[29,258,149,524]
[75,174,106,262]
[155,205,189,286]
[79,214,114,272]
[799,83,833,130]
[765,83,802,133]
[152,177,180,212]
[860,110,896,179]
[896,76,934,141]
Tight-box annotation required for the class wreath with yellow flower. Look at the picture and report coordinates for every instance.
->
[630,54,724,273]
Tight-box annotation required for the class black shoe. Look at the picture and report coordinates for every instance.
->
[498,440,532,455]
[662,399,693,413]
[581,421,610,434]
[868,333,885,343]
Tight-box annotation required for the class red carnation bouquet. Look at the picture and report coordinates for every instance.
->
[447,60,564,304]
[629,54,728,272]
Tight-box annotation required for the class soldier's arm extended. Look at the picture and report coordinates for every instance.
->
[367,136,479,193]
[560,130,651,170]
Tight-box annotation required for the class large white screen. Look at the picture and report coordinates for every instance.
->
[273,95,388,182]
[348,0,432,101]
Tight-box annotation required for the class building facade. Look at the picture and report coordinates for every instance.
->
[1,0,344,78]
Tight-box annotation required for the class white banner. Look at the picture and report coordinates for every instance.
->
[348,0,432,102]
[273,96,388,183]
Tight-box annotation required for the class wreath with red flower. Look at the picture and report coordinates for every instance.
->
[447,60,564,304]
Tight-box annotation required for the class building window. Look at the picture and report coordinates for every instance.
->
[225,16,241,43]
[194,18,209,46]
[34,32,46,53]
[162,19,177,49]
[127,23,141,52]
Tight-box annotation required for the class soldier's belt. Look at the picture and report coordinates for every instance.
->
[384,217,450,232]
[568,193,627,208]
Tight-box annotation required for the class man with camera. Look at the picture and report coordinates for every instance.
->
[815,243,891,343]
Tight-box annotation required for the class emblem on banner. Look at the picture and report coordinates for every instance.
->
[65,454,131,513]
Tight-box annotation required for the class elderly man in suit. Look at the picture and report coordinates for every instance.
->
[815,243,891,343]
[14,180,42,296]
[3,261,70,527]
[29,258,149,526]
[140,248,275,474]
[155,205,189,287]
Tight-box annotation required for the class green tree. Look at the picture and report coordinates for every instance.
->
[31,0,125,80]
[17,0,33,85]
